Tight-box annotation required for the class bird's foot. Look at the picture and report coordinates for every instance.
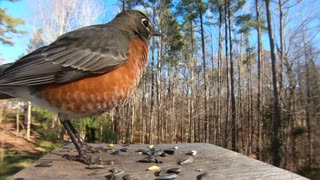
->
[63,153,108,165]
[80,144,111,154]
[81,144,100,153]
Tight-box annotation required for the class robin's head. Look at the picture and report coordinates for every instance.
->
[110,10,161,42]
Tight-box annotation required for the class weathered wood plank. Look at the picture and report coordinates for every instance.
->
[11,143,308,180]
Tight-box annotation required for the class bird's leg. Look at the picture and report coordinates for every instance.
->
[64,120,100,153]
[64,120,86,146]
[60,119,100,165]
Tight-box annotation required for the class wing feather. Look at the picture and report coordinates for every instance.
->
[0,25,130,86]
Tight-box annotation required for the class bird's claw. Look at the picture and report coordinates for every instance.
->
[81,144,101,154]
[63,154,107,165]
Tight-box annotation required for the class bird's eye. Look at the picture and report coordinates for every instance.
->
[141,19,149,28]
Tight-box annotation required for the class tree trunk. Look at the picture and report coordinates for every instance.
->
[227,0,236,151]
[25,101,32,141]
[255,0,263,160]
[142,76,147,144]
[238,34,244,153]
[217,5,223,146]
[197,0,208,143]
[223,0,230,148]
[156,32,162,144]
[148,5,157,144]
[302,24,312,169]
[16,112,20,136]
[265,0,282,167]
[278,0,284,110]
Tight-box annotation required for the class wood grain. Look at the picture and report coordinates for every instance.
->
[11,143,308,180]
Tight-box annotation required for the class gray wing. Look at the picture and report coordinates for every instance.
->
[0,25,129,86]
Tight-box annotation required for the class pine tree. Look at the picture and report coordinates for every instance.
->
[0,2,26,46]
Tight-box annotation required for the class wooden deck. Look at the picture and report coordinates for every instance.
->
[11,143,307,180]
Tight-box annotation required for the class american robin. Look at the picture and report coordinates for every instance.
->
[0,10,161,164]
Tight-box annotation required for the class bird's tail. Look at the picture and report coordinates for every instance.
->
[0,93,13,99]
[0,63,14,99]
[0,63,13,75]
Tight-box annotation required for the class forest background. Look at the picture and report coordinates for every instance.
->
[0,0,319,179]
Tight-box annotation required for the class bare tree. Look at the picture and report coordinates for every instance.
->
[265,0,282,167]
[255,0,264,160]
[25,0,104,141]
[226,0,236,151]
[31,0,104,44]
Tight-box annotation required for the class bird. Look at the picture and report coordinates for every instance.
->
[0,10,161,164]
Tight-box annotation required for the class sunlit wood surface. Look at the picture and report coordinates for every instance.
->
[11,143,307,180]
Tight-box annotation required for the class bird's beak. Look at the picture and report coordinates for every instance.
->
[152,30,163,37]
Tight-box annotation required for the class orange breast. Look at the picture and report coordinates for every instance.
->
[39,37,148,117]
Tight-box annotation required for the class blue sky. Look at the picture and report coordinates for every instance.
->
[0,0,32,62]
[0,0,119,63]
[1,0,319,64]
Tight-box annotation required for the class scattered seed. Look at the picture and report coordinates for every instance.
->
[105,173,122,180]
[154,149,164,156]
[122,174,139,180]
[164,149,175,155]
[154,169,165,176]
[109,168,124,175]
[120,148,128,152]
[147,165,160,171]
[166,167,181,174]
[178,156,194,165]
[196,172,208,180]
[111,150,120,155]
[136,149,150,155]
[102,147,113,152]
[155,174,178,180]
[86,164,105,169]
[186,150,197,156]
[87,170,105,176]
[122,174,131,180]
[108,144,114,148]
[106,160,115,165]
[35,160,53,167]
[138,155,162,163]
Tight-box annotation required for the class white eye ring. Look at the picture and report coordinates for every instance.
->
[141,18,150,31]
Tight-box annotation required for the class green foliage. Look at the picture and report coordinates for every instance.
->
[0,6,26,46]
[231,0,246,13]
[0,150,41,180]
[35,126,61,143]
[248,19,267,32]
[32,107,55,127]
[79,117,98,143]
[120,0,148,10]
[70,116,117,143]
[36,140,62,152]
[101,128,120,143]
[175,0,200,21]
[160,7,183,65]
[235,14,254,34]
[31,107,63,144]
